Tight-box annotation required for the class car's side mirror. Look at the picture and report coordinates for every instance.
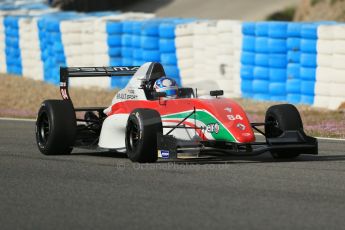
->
[152,91,167,98]
[210,90,224,98]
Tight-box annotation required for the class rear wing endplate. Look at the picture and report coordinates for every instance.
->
[59,66,139,100]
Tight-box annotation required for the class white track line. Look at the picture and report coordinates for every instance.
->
[254,133,345,142]
[0,117,35,122]
[315,137,345,142]
[1,117,345,142]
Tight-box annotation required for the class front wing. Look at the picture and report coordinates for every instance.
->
[157,130,318,159]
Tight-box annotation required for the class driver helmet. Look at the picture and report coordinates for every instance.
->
[153,77,178,99]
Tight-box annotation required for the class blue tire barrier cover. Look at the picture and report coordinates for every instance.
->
[241,52,255,65]
[164,65,179,78]
[301,80,315,95]
[56,53,65,63]
[287,51,301,63]
[142,50,161,62]
[111,76,131,89]
[240,65,254,80]
[241,80,253,93]
[110,57,122,66]
[301,24,318,39]
[161,53,177,65]
[268,38,287,53]
[242,36,256,52]
[255,53,269,67]
[300,53,317,68]
[122,58,134,66]
[255,37,269,53]
[242,22,256,35]
[270,95,287,102]
[122,21,134,34]
[159,39,175,53]
[121,34,132,46]
[53,43,64,52]
[287,94,301,104]
[269,68,287,82]
[133,59,146,66]
[253,66,269,80]
[300,95,314,105]
[108,47,121,57]
[51,32,62,42]
[142,22,160,36]
[269,54,287,68]
[133,49,143,60]
[159,23,176,39]
[141,36,159,50]
[106,22,122,35]
[287,38,301,51]
[287,22,302,37]
[132,21,143,35]
[107,35,122,47]
[131,35,141,48]
[287,63,301,79]
[121,47,133,58]
[300,67,316,81]
[268,22,288,38]
[252,80,269,93]
[286,79,301,94]
[269,82,286,95]
[255,22,269,36]
[6,48,20,57]
[300,39,317,53]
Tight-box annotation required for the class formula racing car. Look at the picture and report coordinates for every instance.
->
[35,62,318,162]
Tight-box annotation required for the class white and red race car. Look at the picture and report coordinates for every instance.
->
[36,62,318,162]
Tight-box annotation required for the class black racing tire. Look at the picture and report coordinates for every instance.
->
[125,109,162,163]
[36,100,76,155]
[265,104,303,159]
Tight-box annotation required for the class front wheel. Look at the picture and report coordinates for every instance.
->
[36,100,76,155]
[265,104,303,159]
[125,109,162,163]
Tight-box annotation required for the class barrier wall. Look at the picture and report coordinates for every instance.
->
[0,6,344,110]
[176,20,242,97]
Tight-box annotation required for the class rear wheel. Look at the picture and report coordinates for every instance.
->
[36,100,76,155]
[265,104,303,159]
[125,109,162,163]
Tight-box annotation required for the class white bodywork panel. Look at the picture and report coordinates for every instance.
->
[98,114,129,149]
[99,62,163,149]
[98,62,199,150]
[98,116,197,150]
[103,62,153,115]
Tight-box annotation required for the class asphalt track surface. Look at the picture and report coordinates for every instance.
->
[1,119,345,230]
[126,0,300,20]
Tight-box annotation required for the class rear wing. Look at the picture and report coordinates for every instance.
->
[59,66,139,100]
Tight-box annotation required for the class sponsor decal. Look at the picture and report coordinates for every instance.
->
[242,132,251,137]
[158,150,170,159]
[116,93,138,100]
[227,114,243,121]
[237,123,246,131]
[206,123,220,134]
[68,66,139,72]
[162,110,237,142]
[135,112,142,139]
[60,88,69,99]
[224,107,232,113]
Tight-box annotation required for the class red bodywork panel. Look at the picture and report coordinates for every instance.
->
[108,98,256,143]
